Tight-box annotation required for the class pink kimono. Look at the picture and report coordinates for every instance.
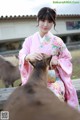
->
[19,32,79,110]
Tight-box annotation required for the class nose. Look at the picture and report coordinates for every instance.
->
[44,21,48,26]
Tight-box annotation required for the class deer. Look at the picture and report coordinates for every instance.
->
[3,53,80,120]
[0,55,20,88]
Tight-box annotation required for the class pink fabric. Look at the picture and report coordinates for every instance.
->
[48,80,65,102]
[19,32,79,109]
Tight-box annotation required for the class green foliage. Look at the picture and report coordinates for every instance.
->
[0,79,21,88]
[71,50,80,79]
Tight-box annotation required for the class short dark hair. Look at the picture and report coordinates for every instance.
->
[37,7,56,28]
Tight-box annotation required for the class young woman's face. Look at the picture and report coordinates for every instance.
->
[38,20,53,36]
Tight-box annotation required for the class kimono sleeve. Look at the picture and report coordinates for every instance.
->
[57,40,72,76]
[19,37,31,65]
[18,37,32,84]
[53,38,79,109]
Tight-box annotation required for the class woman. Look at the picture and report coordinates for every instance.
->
[19,7,79,110]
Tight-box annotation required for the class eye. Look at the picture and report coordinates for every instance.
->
[41,19,45,22]
[48,20,53,23]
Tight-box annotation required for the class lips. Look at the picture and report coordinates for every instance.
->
[43,27,48,30]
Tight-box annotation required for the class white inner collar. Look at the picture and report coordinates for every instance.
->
[38,32,46,43]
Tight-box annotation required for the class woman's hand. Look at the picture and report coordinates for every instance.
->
[25,53,43,62]
[50,57,59,69]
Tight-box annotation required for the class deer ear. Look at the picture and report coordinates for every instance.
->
[29,61,36,68]
[46,55,52,65]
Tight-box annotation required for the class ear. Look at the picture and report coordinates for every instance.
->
[29,61,36,68]
[37,18,38,21]
[46,55,52,65]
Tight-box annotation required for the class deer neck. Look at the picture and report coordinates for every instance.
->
[28,68,48,87]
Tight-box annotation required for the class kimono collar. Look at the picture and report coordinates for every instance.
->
[38,32,53,43]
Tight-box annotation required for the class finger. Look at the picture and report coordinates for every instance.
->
[50,61,52,67]
[37,53,43,58]
[35,53,43,60]
[35,56,42,60]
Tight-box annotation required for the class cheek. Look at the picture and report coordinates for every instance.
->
[48,24,53,29]
[39,24,42,28]
[39,21,43,26]
[39,23,43,29]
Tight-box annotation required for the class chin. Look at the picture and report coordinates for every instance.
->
[43,30,48,34]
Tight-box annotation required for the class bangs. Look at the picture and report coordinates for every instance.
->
[39,13,53,22]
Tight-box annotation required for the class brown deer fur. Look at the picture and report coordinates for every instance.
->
[3,54,80,120]
[0,55,20,87]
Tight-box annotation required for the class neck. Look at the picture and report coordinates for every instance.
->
[39,31,48,38]
[27,68,48,87]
